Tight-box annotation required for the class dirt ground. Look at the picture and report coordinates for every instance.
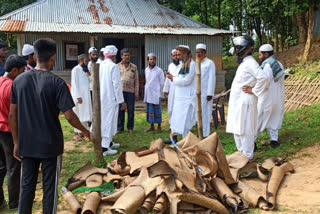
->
[245,142,320,213]
[276,42,320,67]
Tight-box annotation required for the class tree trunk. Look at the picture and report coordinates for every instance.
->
[303,4,315,62]
[195,57,203,140]
[292,15,298,43]
[296,12,308,44]
[204,0,208,25]
[91,63,105,164]
[275,16,279,52]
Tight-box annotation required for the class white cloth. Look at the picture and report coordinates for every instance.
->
[88,61,93,91]
[267,129,279,141]
[200,58,216,137]
[163,62,181,122]
[144,65,165,105]
[22,44,34,56]
[100,58,124,147]
[196,44,206,50]
[71,65,92,123]
[226,56,267,159]
[88,47,97,54]
[97,58,103,64]
[104,45,118,56]
[256,62,285,133]
[259,44,273,52]
[170,59,197,137]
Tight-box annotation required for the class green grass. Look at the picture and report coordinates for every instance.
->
[1,103,320,213]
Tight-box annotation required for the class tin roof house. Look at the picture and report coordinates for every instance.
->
[0,0,230,92]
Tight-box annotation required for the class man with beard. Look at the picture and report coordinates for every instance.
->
[87,47,99,103]
[100,45,126,156]
[144,53,165,133]
[0,41,8,76]
[226,36,267,159]
[166,45,196,141]
[22,44,36,71]
[242,44,285,148]
[163,49,181,129]
[97,48,105,64]
[195,43,216,138]
[71,54,92,141]
[117,48,139,134]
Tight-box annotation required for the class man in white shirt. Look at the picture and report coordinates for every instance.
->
[243,44,285,148]
[144,53,165,133]
[71,54,92,141]
[226,36,268,159]
[166,45,197,141]
[163,49,181,128]
[195,43,216,138]
[100,45,126,156]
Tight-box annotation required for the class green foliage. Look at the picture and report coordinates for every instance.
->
[289,58,320,79]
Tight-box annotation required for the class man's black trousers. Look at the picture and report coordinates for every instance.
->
[118,92,135,131]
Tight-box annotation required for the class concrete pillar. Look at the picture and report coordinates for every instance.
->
[90,36,94,48]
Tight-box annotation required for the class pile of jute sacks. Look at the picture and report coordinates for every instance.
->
[63,132,294,214]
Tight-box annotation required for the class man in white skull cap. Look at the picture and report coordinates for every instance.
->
[226,36,268,159]
[100,45,126,156]
[97,48,105,64]
[242,44,285,148]
[195,43,216,137]
[87,47,99,105]
[166,45,196,141]
[163,49,181,128]
[144,53,165,133]
[22,44,36,71]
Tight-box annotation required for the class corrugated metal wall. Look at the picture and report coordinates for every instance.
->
[145,35,223,71]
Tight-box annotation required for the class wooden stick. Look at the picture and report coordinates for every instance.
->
[196,57,203,140]
[91,63,105,164]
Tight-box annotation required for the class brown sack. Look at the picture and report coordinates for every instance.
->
[177,132,200,149]
[81,192,101,214]
[153,193,170,213]
[125,151,159,174]
[266,162,294,209]
[73,162,108,181]
[111,186,145,214]
[237,181,268,209]
[178,192,229,214]
[86,174,103,187]
[103,173,123,183]
[62,188,82,214]
[150,138,165,151]
[139,191,157,214]
[211,177,240,212]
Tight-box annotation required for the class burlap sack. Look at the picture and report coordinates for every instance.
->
[266,162,294,209]
[81,192,101,214]
[149,138,165,151]
[86,174,103,187]
[111,186,145,214]
[237,181,268,209]
[62,190,82,214]
[139,191,156,214]
[125,151,159,174]
[153,193,170,213]
[177,132,200,149]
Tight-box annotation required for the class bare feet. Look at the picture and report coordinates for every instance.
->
[128,129,134,134]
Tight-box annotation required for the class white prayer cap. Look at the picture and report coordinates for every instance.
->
[259,44,273,52]
[104,45,118,56]
[171,49,177,54]
[100,47,105,53]
[22,44,34,56]
[147,53,156,57]
[196,43,206,50]
[88,47,97,54]
[178,45,190,50]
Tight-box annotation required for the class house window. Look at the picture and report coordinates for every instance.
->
[64,42,85,69]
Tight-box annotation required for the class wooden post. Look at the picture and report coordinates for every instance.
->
[91,62,105,164]
[16,34,24,55]
[196,57,203,140]
[90,36,95,48]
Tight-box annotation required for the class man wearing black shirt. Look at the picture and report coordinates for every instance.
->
[9,38,90,214]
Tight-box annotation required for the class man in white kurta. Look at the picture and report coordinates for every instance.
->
[226,36,267,159]
[144,53,165,133]
[166,45,197,139]
[251,44,285,148]
[163,49,181,125]
[100,45,126,156]
[196,44,216,137]
[71,54,92,141]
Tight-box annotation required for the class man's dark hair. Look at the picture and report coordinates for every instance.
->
[23,53,34,61]
[261,51,274,56]
[99,51,104,58]
[4,54,27,72]
[0,41,7,49]
[120,48,130,56]
[33,38,56,63]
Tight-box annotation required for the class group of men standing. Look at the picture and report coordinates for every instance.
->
[227,36,285,159]
[143,44,216,141]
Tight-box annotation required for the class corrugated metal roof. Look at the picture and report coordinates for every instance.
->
[0,0,231,35]
[0,20,230,35]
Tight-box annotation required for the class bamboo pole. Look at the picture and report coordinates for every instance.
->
[91,62,105,164]
[196,57,203,140]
